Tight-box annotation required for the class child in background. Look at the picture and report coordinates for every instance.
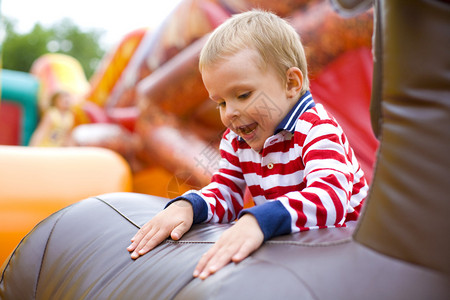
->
[128,10,369,280]
[29,91,75,147]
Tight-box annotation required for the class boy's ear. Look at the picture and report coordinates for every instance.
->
[285,67,303,99]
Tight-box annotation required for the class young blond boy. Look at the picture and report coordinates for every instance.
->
[128,10,368,280]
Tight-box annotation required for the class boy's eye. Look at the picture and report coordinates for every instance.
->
[238,92,251,100]
[216,102,226,109]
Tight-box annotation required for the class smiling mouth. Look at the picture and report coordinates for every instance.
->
[236,123,257,136]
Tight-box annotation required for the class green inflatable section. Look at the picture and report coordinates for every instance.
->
[1,69,40,145]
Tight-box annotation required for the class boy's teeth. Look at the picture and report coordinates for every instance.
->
[240,126,255,135]
[236,123,257,136]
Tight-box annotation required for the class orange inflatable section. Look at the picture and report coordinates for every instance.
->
[87,28,148,107]
[0,146,132,265]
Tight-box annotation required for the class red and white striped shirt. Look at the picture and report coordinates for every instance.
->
[169,91,368,240]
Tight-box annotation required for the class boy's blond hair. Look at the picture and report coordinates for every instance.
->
[199,10,310,95]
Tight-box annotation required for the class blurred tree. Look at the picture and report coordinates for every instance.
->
[2,17,105,79]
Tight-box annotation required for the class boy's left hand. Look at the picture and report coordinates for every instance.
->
[193,214,264,280]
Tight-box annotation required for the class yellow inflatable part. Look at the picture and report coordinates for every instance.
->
[30,53,90,113]
[0,146,132,265]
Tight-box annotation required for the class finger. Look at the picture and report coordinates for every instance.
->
[231,241,255,263]
[127,228,146,252]
[193,248,215,277]
[138,230,168,255]
[127,222,154,252]
[127,241,137,252]
[198,244,238,280]
[170,221,190,240]
[206,247,237,276]
[130,228,164,259]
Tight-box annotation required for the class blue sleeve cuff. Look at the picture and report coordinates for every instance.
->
[238,201,291,241]
[165,193,208,224]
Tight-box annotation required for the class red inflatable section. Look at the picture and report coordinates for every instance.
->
[0,102,22,145]
[311,47,378,182]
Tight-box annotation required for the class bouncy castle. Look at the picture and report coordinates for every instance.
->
[1,0,449,298]
[0,0,379,268]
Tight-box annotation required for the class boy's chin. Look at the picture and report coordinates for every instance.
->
[245,140,263,153]
[235,131,264,152]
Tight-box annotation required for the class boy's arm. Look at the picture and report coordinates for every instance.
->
[127,130,246,259]
[240,118,368,241]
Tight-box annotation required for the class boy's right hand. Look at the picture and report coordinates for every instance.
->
[127,200,194,259]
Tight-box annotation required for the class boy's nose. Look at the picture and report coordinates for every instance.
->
[224,102,241,120]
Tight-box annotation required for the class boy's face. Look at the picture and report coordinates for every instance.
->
[202,49,297,152]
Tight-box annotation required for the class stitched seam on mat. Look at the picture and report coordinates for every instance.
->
[163,238,351,247]
[34,205,72,299]
[94,197,141,229]
[92,198,352,248]
[0,246,16,283]
[265,237,352,247]
[164,240,215,245]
